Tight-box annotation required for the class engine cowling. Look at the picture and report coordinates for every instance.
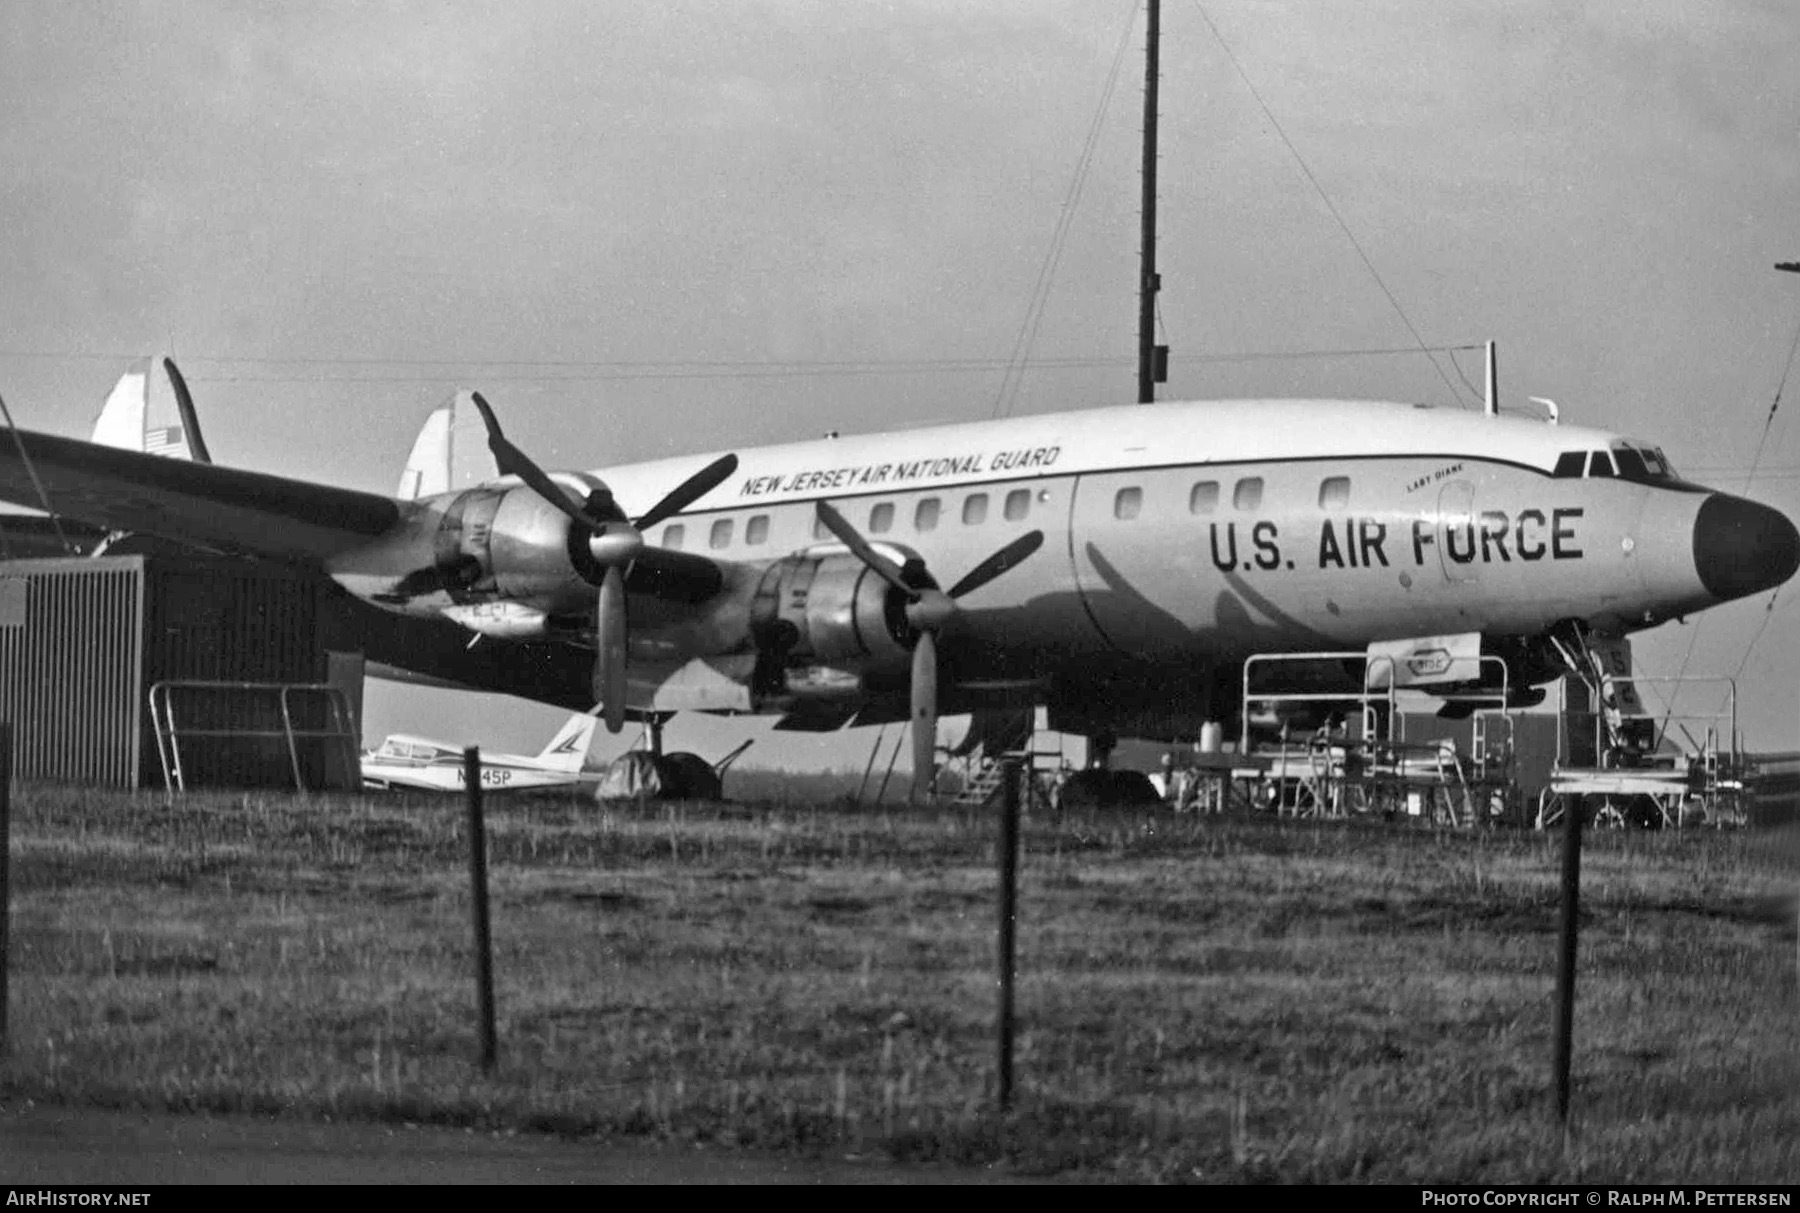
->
[748,548,924,669]
[477,482,622,603]
[361,477,625,627]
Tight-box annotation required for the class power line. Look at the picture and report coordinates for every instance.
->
[1662,304,1800,725]
[3,344,1480,384]
[990,0,1140,419]
[1187,0,1475,410]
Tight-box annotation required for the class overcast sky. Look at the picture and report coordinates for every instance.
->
[4,1,1799,765]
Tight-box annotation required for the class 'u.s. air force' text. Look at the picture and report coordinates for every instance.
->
[1206,508,1585,573]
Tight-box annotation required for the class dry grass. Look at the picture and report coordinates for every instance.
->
[3,783,1796,1183]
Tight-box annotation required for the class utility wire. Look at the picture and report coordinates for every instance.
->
[164,346,1475,385]
[1,344,1477,381]
[0,389,74,555]
[1188,0,1474,409]
[1664,309,1800,731]
[990,0,1140,419]
[1721,311,1800,695]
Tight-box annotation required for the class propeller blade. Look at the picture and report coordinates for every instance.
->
[910,628,938,804]
[946,529,1044,599]
[814,500,917,598]
[160,357,213,463]
[469,391,621,537]
[595,565,628,733]
[633,453,740,531]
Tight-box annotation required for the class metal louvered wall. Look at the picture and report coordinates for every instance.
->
[0,555,337,788]
[0,557,144,785]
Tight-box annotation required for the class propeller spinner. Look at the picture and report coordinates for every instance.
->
[813,499,1043,803]
[468,392,737,732]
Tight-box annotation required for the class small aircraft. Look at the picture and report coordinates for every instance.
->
[0,369,1794,803]
[361,712,603,792]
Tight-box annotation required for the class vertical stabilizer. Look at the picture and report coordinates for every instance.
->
[396,389,501,500]
[90,355,208,460]
[535,713,602,772]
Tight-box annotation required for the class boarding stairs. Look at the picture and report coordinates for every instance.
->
[953,758,1008,807]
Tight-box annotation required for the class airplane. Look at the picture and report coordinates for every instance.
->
[361,711,603,792]
[0,383,1794,803]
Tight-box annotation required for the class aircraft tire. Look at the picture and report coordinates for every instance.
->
[656,752,722,801]
[1056,768,1162,811]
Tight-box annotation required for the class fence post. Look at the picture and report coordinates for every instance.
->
[465,747,497,1071]
[996,755,1021,1109]
[1553,792,1584,1127]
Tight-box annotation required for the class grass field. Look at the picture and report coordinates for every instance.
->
[2,783,1796,1183]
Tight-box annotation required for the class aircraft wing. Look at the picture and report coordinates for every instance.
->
[0,427,401,565]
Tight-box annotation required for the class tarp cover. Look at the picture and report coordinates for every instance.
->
[595,751,724,802]
[596,751,662,801]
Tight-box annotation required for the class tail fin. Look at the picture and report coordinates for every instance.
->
[90,355,212,462]
[535,713,601,772]
[396,389,500,500]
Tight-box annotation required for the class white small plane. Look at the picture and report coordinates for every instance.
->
[361,712,602,792]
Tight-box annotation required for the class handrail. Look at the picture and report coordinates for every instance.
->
[149,680,359,793]
[1239,650,1511,754]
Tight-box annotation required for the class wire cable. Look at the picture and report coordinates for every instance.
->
[1664,309,1800,731]
[1187,0,1474,409]
[990,0,1141,419]
[0,389,74,555]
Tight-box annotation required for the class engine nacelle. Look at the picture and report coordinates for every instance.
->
[477,482,617,605]
[749,548,921,669]
[352,477,624,626]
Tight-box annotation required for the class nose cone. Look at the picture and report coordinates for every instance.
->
[1693,493,1800,602]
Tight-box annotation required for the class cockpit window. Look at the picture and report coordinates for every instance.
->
[1611,447,1648,481]
[1608,442,1679,484]
[1557,443,1678,483]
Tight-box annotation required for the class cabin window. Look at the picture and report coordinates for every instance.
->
[962,493,989,525]
[1188,481,1219,514]
[1587,451,1616,478]
[709,518,734,549]
[1553,451,1585,479]
[745,515,769,545]
[869,502,895,533]
[1114,486,1142,520]
[1641,447,1672,479]
[663,524,685,551]
[915,497,941,531]
[1233,477,1263,511]
[1611,447,1648,482]
[1318,476,1351,510]
[1004,488,1031,521]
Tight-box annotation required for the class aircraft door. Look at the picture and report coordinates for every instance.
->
[1437,480,1478,584]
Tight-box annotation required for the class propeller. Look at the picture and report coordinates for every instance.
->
[814,499,1043,803]
[467,392,738,733]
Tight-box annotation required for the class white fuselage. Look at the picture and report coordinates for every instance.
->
[325,397,1772,728]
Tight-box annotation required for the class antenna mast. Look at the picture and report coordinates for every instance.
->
[1137,0,1166,404]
